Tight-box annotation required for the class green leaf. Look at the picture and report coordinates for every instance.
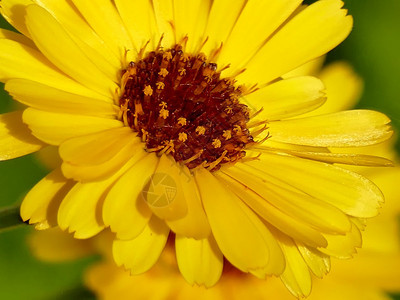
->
[0,205,27,233]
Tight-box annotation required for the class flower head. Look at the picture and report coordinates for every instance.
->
[0,0,393,296]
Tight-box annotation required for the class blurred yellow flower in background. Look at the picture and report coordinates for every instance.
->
[0,1,394,297]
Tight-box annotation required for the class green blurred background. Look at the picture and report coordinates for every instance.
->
[0,0,399,299]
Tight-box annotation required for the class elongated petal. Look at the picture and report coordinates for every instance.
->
[248,153,384,218]
[61,138,142,182]
[202,0,247,57]
[278,234,312,298]
[5,79,118,117]
[319,221,362,259]
[59,127,136,166]
[152,0,175,47]
[144,155,188,221]
[0,0,32,37]
[237,0,352,85]
[57,154,143,239]
[23,108,123,145]
[224,165,351,235]
[20,168,74,229]
[58,181,107,239]
[34,0,121,71]
[217,172,328,248]
[243,76,326,120]
[113,216,169,274]
[103,153,158,240]
[175,235,223,287]
[166,164,211,239]
[0,111,44,160]
[252,145,394,167]
[71,0,134,61]
[0,39,108,101]
[173,0,211,52]
[25,5,117,97]
[218,0,302,74]
[296,242,330,278]
[268,110,392,147]
[114,0,159,50]
[195,168,283,272]
[0,28,35,47]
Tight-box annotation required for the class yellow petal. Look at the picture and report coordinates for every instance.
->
[278,233,312,298]
[0,28,35,48]
[0,0,32,37]
[296,242,330,278]
[57,154,146,240]
[202,0,247,57]
[59,127,136,166]
[5,79,118,116]
[113,216,169,274]
[61,138,142,182]
[218,0,302,74]
[114,0,159,50]
[0,39,109,101]
[308,61,363,116]
[152,0,175,47]
[319,220,362,259]
[0,111,44,160]
[283,56,326,78]
[20,168,74,228]
[225,165,351,234]
[194,168,283,272]
[237,0,352,85]
[143,155,187,221]
[268,110,392,147]
[58,181,107,239]
[71,0,134,61]
[175,235,223,288]
[173,0,212,52]
[103,153,157,240]
[28,227,94,262]
[249,153,384,218]
[166,164,211,239]
[23,108,123,145]
[25,5,117,97]
[34,0,121,72]
[217,171,328,248]
[243,76,326,120]
[253,145,394,167]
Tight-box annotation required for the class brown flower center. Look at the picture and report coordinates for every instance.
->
[119,44,254,171]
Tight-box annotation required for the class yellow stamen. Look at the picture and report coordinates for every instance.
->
[195,126,206,135]
[212,138,222,148]
[177,117,187,126]
[143,85,153,96]
[159,108,169,119]
[223,130,232,140]
[178,132,188,142]
[158,68,169,77]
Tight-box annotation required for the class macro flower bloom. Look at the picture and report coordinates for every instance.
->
[28,61,400,300]
[0,0,393,296]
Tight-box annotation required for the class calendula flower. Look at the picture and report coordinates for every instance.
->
[27,61,400,299]
[0,0,393,296]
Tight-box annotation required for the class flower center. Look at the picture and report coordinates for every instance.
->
[119,44,254,171]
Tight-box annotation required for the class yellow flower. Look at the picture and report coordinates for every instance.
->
[0,0,393,297]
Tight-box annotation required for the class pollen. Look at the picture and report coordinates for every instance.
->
[196,126,206,135]
[177,117,187,126]
[120,44,254,171]
[178,132,188,142]
[143,85,153,96]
